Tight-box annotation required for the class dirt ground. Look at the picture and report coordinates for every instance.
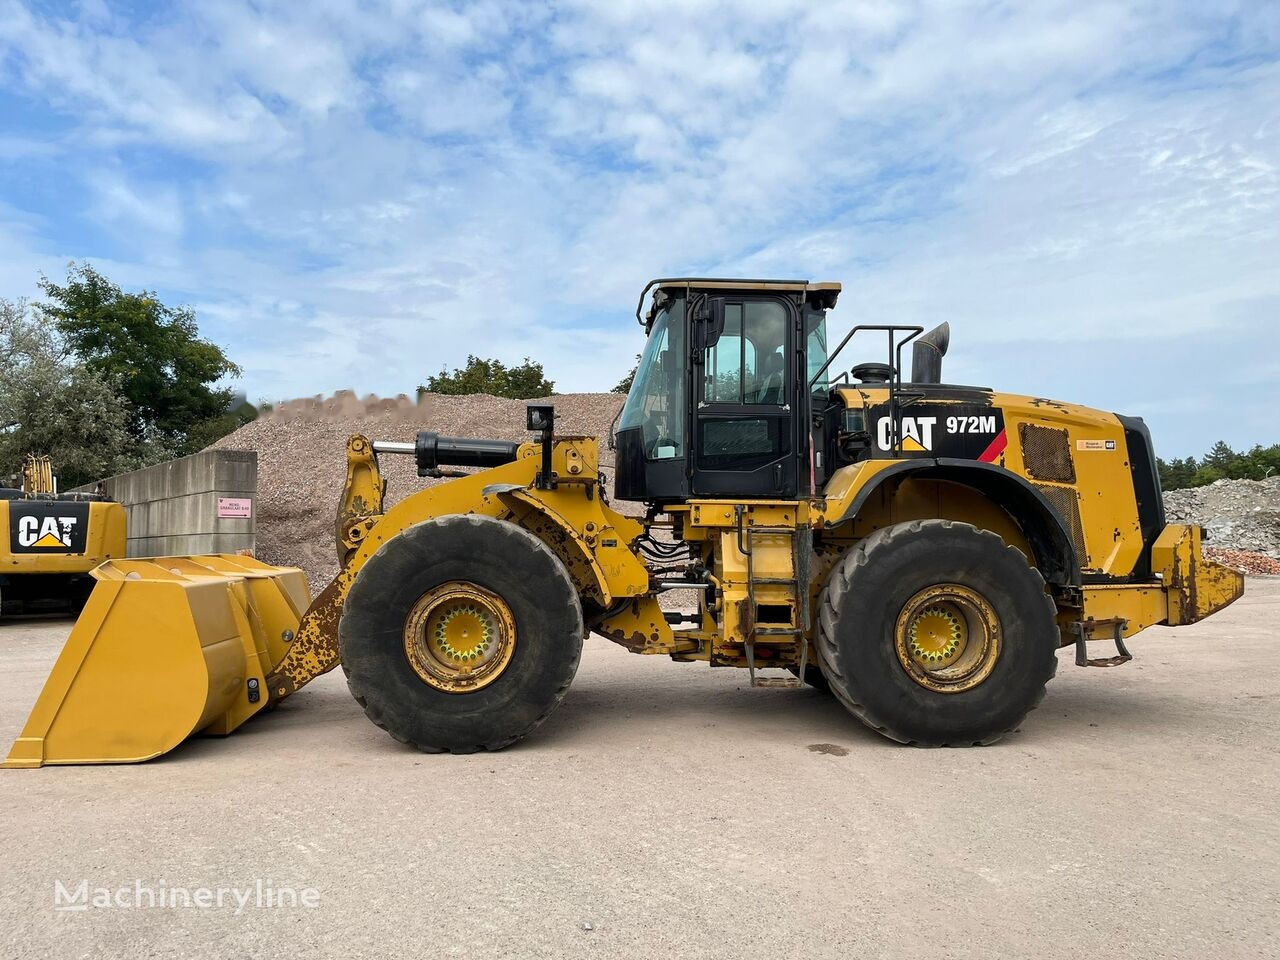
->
[0,581,1277,959]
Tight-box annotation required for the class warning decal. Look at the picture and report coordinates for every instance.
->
[1076,439,1117,452]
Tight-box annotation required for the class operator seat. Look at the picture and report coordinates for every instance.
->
[752,351,785,404]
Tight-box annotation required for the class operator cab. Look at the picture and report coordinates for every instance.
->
[614,279,840,504]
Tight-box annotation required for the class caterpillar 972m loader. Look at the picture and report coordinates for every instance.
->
[0,455,125,617]
[4,278,1243,767]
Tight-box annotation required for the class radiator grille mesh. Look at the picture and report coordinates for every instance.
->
[1020,423,1076,483]
[1035,483,1088,567]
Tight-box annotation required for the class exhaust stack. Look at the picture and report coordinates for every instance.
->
[911,322,950,384]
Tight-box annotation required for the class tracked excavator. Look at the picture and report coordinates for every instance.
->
[0,454,125,616]
[4,279,1242,766]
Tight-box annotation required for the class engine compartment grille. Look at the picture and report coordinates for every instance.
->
[1020,423,1076,483]
[1035,482,1088,568]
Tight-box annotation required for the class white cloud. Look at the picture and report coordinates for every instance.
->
[0,0,1275,455]
[87,172,185,239]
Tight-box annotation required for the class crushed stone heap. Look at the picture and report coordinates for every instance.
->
[1164,475,1280,565]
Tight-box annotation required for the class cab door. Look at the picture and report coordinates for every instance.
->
[692,295,799,498]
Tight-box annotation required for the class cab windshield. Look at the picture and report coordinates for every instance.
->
[618,299,687,459]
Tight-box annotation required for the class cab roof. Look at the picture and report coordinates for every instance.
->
[637,277,842,326]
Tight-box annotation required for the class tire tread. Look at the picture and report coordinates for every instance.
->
[815,519,1058,746]
[342,514,583,754]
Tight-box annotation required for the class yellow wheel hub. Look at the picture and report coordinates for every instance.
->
[907,607,963,664]
[403,582,516,693]
[894,584,1001,694]
[433,606,494,662]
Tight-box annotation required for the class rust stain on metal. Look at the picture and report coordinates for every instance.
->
[736,597,754,643]
[265,571,350,699]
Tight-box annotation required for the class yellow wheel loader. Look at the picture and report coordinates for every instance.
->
[4,279,1243,767]
[0,455,126,616]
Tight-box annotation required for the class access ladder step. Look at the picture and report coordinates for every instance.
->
[751,675,803,689]
[1071,618,1133,667]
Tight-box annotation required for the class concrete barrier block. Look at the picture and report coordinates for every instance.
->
[128,533,257,558]
[213,453,257,493]
[75,449,259,557]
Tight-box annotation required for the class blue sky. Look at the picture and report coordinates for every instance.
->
[0,1,1277,457]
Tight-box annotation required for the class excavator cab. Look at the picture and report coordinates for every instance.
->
[613,279,840,504]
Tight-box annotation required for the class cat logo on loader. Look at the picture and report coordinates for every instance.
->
[876,415,936,451]
[3,279,1244,767]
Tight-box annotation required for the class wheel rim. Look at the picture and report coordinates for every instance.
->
[894,584,1001,693]
[403,582,517,693]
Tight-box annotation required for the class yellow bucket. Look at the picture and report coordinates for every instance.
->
[3,556,308,768]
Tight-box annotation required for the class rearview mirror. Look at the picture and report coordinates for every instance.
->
[693,296,726,354]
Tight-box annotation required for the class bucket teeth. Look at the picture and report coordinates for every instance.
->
[3,555,308,768]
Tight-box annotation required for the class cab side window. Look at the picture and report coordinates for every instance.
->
[702,300,787,406]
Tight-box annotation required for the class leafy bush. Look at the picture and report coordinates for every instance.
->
[420,356,554,399]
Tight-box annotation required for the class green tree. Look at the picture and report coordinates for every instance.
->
[1158,455,1198,490]
[37,262,242,455]
[1160,441,1280,490]
[1201,440,1238,473]
[421,356,554,399]
[184,401,259,453]
[613,355,640,394]
[0,298,143,488]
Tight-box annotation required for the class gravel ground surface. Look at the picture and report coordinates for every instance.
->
[1,580,1277,959]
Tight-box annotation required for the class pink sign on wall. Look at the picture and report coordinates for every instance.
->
[217,497,253,519]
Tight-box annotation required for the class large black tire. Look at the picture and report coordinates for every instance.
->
[341,515,583,753]
[816,519,1058,746]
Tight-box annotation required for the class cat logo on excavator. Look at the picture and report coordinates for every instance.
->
[18,515,77,549]
[7,502,91,555]
[3,278,1243,767]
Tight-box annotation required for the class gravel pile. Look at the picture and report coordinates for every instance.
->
[1163,476,1280,561]
[211,391,626,588]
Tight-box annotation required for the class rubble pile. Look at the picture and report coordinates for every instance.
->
[1163,476,1280,572]
[1203,547,1280,577]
